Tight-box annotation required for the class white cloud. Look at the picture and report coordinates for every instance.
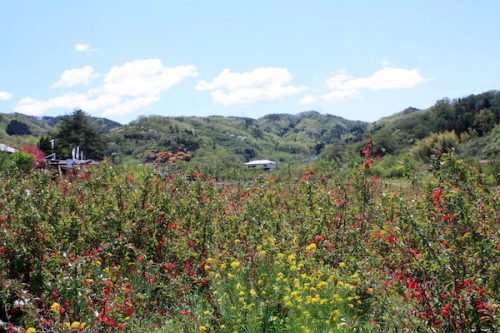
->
[103,59,198,97]
[15,93,88,116]
[51,66,99,88]
[317,67,427,103]
[0,91,12,100]
[197,67,306,105]
[299,95,318,105]
[103,96,160,116]
[15,59,198,116]
[75,43,91,53]
[380,57,390,67]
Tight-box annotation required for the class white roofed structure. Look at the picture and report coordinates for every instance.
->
[0,143,18,153]
[244,159,276,169]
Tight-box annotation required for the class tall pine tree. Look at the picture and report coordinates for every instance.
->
[54,109,107,159]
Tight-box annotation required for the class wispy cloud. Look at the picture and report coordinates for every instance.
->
[0,91,12,100]
[300,67,428,105]
[299,95,318,105]
[196,67,306,106]
[75,43,94,53]
[51,66,99,88]
[15,59,198,116]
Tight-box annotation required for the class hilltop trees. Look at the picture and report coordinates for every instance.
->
[6,120,31,135]
[53,109,108,159]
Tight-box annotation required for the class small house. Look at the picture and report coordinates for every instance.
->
[244,159,276,170]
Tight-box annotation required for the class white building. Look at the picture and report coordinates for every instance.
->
[0,143,17,153]
[244,159,276,170]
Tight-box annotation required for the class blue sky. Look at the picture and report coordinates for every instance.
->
[0,1,499,124]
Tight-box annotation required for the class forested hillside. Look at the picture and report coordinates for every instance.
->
[1,90,499,166]
[365,90,499,158]
[107,111,366,166]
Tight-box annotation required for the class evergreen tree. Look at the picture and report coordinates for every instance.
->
[54,109,107,159]
[6,119,31,135]
[37,136,52,154]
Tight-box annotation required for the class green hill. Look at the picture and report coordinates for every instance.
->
[2,90,498,166]
[0,112,121,148]
[364,90,500,159]
[107,111,366,166]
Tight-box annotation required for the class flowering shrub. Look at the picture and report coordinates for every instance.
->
[0,153,498,332]
[19,146,45,165]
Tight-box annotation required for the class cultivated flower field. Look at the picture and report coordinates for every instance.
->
[0,154,498,332]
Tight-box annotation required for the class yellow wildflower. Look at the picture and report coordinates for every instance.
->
[199,325,208,332]
[71,322,82,329]
[305,243,317,251]
[207,257,217,264]
[230,261,240,269]
[50,302,60,313]
[26,328,36,333]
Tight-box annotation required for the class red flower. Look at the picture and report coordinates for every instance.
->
[442,214,456,222]
[364,158,375,169]
[301,170,314,182]
[386,235,397,244]
[476,301,489,310]
[430,187,443,209]
[20,145,45,165]
[441,303,451,316]
[361,147,372,157]
[313,235,324,242]
[408,248,419,257]
[180,310,192,316]
[163,263,176,271]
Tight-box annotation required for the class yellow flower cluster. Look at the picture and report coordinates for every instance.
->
[203,242,364,332]
[50,302,60,313]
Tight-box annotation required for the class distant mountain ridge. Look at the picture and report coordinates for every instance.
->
[1,90,498,163]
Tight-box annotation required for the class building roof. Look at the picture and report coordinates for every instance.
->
[244,159,276,166]
[0,143,18,153]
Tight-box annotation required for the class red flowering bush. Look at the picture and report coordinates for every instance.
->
[0,153,497,332]
[20,145,45,165]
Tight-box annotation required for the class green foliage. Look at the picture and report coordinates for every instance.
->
[366,91,500,156]
[0,155,498,332]
[6,119,31,135]
[9,150,35,172]
[53,109,108,159]
[369,154,419,178]
[37,136,52,154]
[109,112,366,165]
[459,124,500,160]
[473,108,497,136]
[411,131,461,162]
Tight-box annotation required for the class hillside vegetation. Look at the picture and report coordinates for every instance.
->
[365,91,499,159]
[107,111,366,166]
[1,90,499,167]
[0,152,498,332]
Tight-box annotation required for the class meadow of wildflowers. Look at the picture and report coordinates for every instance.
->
[0,152,498,332]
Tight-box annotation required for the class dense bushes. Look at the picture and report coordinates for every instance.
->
[0,154,498,332]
